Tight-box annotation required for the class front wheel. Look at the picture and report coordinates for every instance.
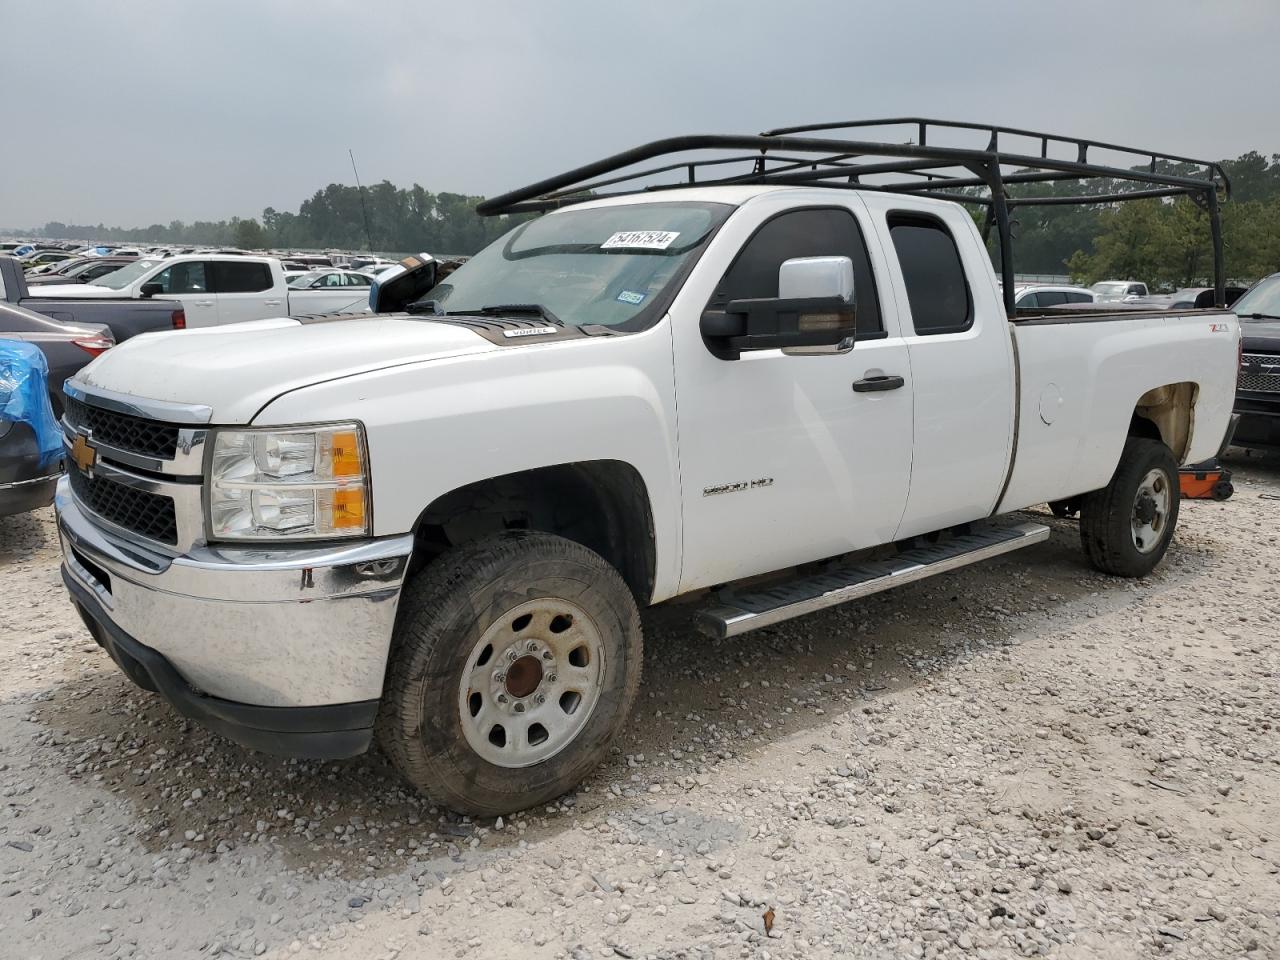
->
[377,531,642,816]
[1079,437,1180,577]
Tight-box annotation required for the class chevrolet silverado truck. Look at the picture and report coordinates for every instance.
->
[28,253,370,328]
[53,120,1239,816]
[1230,272,1280,452]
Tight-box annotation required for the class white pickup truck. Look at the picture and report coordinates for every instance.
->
[53,121,1239,816]
[28,254,370,327]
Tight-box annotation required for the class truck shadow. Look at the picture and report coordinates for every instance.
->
[32,508,1225,884]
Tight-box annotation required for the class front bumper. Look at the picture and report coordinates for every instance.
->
[1232,397,1280,452]
[56,479,414,758]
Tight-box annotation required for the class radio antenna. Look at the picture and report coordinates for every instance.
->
[349,148,375,252]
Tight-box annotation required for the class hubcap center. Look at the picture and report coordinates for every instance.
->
[1134,494,1158,524]
[505,654,544,699]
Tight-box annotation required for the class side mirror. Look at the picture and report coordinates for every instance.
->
[139,282,164,298]
[700,256,857,360]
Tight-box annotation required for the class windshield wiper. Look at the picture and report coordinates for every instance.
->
[447,303,564,325]
[1239,312,1280,321]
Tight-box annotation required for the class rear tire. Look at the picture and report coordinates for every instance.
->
[377,531,642,817]
[1079,437,1180,577]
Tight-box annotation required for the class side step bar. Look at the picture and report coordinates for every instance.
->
[697,521,1050,639]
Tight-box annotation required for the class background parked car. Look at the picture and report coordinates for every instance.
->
[25,256,136,287]
[287,268,374,291]
[1012,284,1096,309]
[0,300,114,416]
[0,338,67,516]
[1160,286,1248,310]
[1231,273,1280,453]
[1091,280,1149,302]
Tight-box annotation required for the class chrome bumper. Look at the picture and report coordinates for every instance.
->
[56,478,413,708]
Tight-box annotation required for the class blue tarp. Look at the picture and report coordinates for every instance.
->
[0,339,63,470]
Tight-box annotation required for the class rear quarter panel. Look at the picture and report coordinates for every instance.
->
[1000,311,1238,511]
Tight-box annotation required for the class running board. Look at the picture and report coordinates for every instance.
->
[697,521,1050,639]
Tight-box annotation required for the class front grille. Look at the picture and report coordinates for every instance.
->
[65,397,180,459]
[1239,354,1280,394]
[69,466,178,545]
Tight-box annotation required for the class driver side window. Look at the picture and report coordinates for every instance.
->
[706,207,883,335]
[149,261,207,294]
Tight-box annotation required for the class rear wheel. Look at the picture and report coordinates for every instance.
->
[377,531,642,816]
[1079,437,1180,577]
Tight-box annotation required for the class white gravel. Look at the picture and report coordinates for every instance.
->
[2,452,1277,959]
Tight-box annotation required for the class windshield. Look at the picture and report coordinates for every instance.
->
[1233,275,1280,319]
[288,271,322,288]
[425,201,732,330]
[92,258,162,290]
[1091,282,1128,296]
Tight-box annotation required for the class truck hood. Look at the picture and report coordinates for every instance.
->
[75,315,497,423]
[1241,320,1280,351]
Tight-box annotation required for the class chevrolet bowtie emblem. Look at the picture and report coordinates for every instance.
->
[71,432,97,477]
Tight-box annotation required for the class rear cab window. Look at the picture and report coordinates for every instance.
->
[887,214,972,335]
[212,261,273,293]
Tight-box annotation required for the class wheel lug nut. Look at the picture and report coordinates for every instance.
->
[526,640,538,652]
[496,693,508,704]
[494,671,506,683]
[547,674,557,683]
[507,650,518,662]
[513,702,525,713]
[542,651,553,661]
[535,694,546,705]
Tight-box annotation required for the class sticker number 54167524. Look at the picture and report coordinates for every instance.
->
[601,231,680,250]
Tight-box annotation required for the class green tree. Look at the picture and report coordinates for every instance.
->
[232,217,265,250]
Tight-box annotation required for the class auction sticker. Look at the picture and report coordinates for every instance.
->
[601,231,680,250]
[616,289,647,305]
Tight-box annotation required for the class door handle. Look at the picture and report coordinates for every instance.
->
[263,299,282,306]
[852,374,905,393]
[193,300,214,307]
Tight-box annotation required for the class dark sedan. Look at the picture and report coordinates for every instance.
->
[0,300,113,417]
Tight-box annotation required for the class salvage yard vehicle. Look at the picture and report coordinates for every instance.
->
[0,339,67,516]
[27,253,370,326]
[1230,272,1280,452]
[0,299,113,416]
[53,120,1240,816]
[1,256,185,343]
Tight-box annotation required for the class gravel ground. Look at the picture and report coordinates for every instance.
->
[2,453,1277,960]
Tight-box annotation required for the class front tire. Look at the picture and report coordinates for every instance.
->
[1079,437,1180,577]
[377,531,642,816]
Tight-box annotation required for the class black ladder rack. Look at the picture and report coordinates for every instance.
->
[474,118,1231,313]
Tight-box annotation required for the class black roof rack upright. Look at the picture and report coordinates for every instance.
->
[475,118,1231,313]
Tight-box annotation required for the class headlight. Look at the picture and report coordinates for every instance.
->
[208,423,370,540]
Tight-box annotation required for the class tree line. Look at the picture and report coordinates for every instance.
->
[20,182,531,257]
[9,150,1280,287]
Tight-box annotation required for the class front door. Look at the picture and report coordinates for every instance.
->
[149,260,217,327]
[672,195,915,593]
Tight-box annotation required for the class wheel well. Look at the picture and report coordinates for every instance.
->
[1131,382,1197,462]
[412,461,656,603]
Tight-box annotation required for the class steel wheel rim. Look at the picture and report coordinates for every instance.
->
[1131,467,1171,554]
[457,597,606,769]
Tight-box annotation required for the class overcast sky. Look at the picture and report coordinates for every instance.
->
[1,0,1277,228]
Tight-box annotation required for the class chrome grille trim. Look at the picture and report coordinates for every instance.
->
[1239,353,1280,394]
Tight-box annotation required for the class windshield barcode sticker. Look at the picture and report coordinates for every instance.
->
[601,231,680,250]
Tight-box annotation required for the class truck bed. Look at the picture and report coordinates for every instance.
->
[1000,307,1238,512]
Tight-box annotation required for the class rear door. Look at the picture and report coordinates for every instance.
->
[211,260,278,325]
[859,196,1016,537]
[287,271,371,315]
